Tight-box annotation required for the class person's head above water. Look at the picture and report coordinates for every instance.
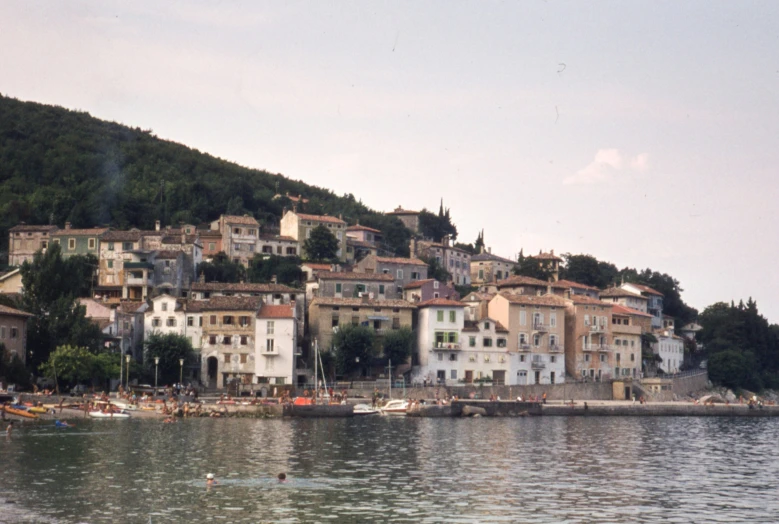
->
[278,472,286,481]
[206,473,214,480]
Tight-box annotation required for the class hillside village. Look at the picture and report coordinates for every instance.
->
[1,206,700,393]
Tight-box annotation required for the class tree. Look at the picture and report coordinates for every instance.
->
[20,244,103,369]
[513,250,555,281]
[303,225,339,261]
[418,201,458,242]
[39,345,97,387]
[422,256,451,283]
[143,332,195,386]
[332,324,376,377]
[0,343,31,390]
[708,350,753,390]
[560,253,619,288]
[198,252,246,283]
[248,255,303,286]
[382,327,414,366]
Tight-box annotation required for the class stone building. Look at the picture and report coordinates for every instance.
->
[385,206,420,233]
[279,210,347,261]
[306,271,397,302]
[491,275,550,296]
[210,215,260,266]
[8,224,58,266]
[51,224,108,259]
[411,238,471,285]
[470,250,516,286]
[563,295,614,382]
[353,255,428,294]
[257,233,299,257]
[0,304,33,364]
[199,230,223,262]
[402,279,459,303]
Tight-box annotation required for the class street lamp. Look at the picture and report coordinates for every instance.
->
[125,354,131,390]
[154,356,160,396]
[179,358,184,386]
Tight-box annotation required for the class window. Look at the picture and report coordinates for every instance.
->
[166,317,176,327]
[267,321,275,334]
[351,316,359,326]
[335,283,342,294]
[332,316,339,327]
[379,284,385,294]
[519,311,526,326]
[161,302,168,312]
[411,271,420,280]
[107,260,113,269]
[240,336,248,346]
[433,281,440,289]
[209,335,217,344]
[616,353,621,362]
[392,317,400,329]
[223,315,233,325]
[187,316,194,327]
[66,238,75,250]
[483,337,493,347]
[520,355,525,362]
[630,353,635,362]
[239,316,250,327]
[266,339,275,352]
[88,238,96,250]
[533,334,540,346]
[584,315,590,326]
[449,311,456,322]
[600,354,606,362]
[469,336,476,347]
[10,327,17,339]
[234,228,241,235]
[108,242,115,251]
[210,315,217,325]
[123,242,133,250]
[451,370,457,379]
[449,353,457,361]
[209,242,216,251]
[199,317,203,327]
[223,336,231,344]
[484,321,490,329]
[497,338,507,348]
[286,247,296,255]
[519,333,527,344]
[550,313,557,327]
[240,353,248,363]
[437,310,444,322]
[224,353,232,363]
[438,353,444,361]
[585,354,591,362]
[152,318,161,327]
[550,355,556,363]
[397,269,404,279]
[248,229,256,236]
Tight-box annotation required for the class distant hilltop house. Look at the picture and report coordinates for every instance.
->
[8,224,58,265]
[51,223,109,259]
[410,237,471,286]
[470,248,516,286]
[280,210,347,261]
[386,206,420,233]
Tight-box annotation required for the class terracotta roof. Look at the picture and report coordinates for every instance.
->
[199,230,222,238]
[346,224,381,234]
[310,297,416,309]
[52,228,109,236]
[117,300,145,314]
[416,298,465,308]
[191,282,299,294]
[182,300,207,313]
[161,235,199,245]
[462,318,508,333]
[599,287,645,299]
[257,304,295,319]
[386,207,418,215]
[9,224,58,233]
[0,304,33,318]
[627,283,664,297]
[551,279,600,291]
[94,318,114,331]
[295,213,346,225]
[318,271,394,282]
[221,215,259,226]
[568,295,614,307]
[102,230,142,242]
[612,304,652,318]
[463,292,495,301]
[259,234,296,242]
[155,250,182,259]
[470,252,515,264]
[200,296,263,311]
[403,279,434,290]
[496,275,550,288]
[531,251,562,261]
[375,256,427,266]
[496,292,567,307]
[302,263,332,270]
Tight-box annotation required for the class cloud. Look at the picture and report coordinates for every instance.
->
[564,149,649,185]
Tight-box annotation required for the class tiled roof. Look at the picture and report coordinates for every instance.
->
[52,228,109,236]
[302,263,332,270]
[318,271,395,282]
[551,279,600,291]
[462,318,508,333]
[497,292,567,307]
[416,298,465,308]
[346,224,381,234]
[155,250,182,259]
[310,297,416,309]
[161,234,199,245]
[531,251,562,261]
[0,304,33,318]
[94,318,114,331]
[295,213,346,225]
[200,296,263,311]
[628,283,664,297]
[117,300,145,314]
[199,230,222,238]
[470,252,515,264]
[612,304,653,318]
[386,207,418,215]
[375,256,427,266]
[191,282,299,294]
[102,230,142,242]
[599,287,645,299]
[403,279,434,290]
[182,300,207,313]
[259,234,296,242]
[569,295,614,307]
[496,275,550,288]
[221,215,260,226]
[463,292,495,301]
[258,304,295,319]
[9,224,58,233]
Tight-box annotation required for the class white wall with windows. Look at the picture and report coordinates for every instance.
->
[255,310,297,386]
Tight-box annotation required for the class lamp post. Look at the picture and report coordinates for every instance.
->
[125,354,131,390]
[179,358,184,386]
[119,349,123,393]
[154,356,160,396]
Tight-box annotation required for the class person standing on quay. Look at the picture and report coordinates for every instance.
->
[542,392,547,404]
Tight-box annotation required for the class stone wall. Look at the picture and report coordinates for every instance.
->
[671,370,709,397]
[348,381,613,401]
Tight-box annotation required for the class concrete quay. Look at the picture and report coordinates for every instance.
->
[542,400,779,417]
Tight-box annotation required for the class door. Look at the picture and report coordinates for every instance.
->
[550,372,555,384]
[625,386,631,400]
[493,370,506,386]
[207,356,218,387]
[436,370,446,385]
[465,370,473,384]
[534,371,540,385]
[517,371,527,385]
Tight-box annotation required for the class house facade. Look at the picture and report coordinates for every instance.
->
[402,279,459,303]
[199,230,223,261]
[563,296,614,381]
[8,224,58,266]
[598,287,649,313]
[257,234,299,257]
[353,255,428,293]
[51,225,108,259]
[0,269,23,294]
[307,271,397,301]
[210,215,260,266]
[0,304,33,364]
[492,275,550,296]
[611,305,648,379]
[385,206,419,233]
[144,295,204,355]
[280,210,347,261]
[255,304,298,387]
[470,250,516,286]
[411,238,471,285]
[653,330,684,374]
[621,283,664,329]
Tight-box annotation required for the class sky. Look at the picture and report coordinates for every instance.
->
[2,1,779,321]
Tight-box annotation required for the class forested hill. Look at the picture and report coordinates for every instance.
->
[0,94,411,259]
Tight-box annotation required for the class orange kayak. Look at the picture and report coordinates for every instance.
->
[4,406,39,419]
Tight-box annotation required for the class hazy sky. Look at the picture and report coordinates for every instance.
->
[3,1,779,321]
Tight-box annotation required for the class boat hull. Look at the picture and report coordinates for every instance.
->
[290,404,355,418]
[88,412,130,419]
[3,406,38,419]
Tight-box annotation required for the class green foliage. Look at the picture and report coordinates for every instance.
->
[0,343,31,389]
[248,255,303,286]
[418,201,458,242]
[332,324,376,377]
[143,332,195,386]
[708,350,755,390]
[422,256,451,283]
[620,267,698,327]
[39,345,98,386]
[560,253,619,288]
[20,243,103,369]
[513,250,555,281]
[382,327,415,365]
[198,252,246,283]
[303,225,339,261]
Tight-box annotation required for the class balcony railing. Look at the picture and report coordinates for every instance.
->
[589,324,605,333]
[260,349,279,356]
[582,345,595,351]
[531,361,546,370]
[434,342,462,350]
[518,343,532,351]
[548,344,563,352]
[598,344,613,352]
[125,277,153,286]
[533,321,548,332]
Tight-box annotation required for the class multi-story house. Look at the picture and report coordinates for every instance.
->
[611,305,649,379]
[122,250,156,301]
[621,283,664,329]
[402,279,459,303]
[599,287,649,313]
[488,292,567,385]
[113,300,148,360]
[200,296,263,388]
[411,238,471,285]
[144,295,204,355]
[210,215,260,266]
[0,269,23,294]
[8,224,58,265]
[308,296,415,350]
[97,230,144,298]
[550,280,600,299]
[279,210,347,261]
[159,232,202,285]
[385,206,420,233]
[199,230,223,262]
[255,304,298,387]
[301,262,335,282]
[153,251,187,297]
[653,330,684,374]
[461,291,494,321]
[0,304,33,364]
[345,239,378,264]
[306,271,397,302]
[491,275,550,296]
[353,255,427,294]
[527,250,562,281]
[345,224,383,246]
[257,233,299,258]
[563,296,614,382]
[470,250,516,286]
[51,224,108,259]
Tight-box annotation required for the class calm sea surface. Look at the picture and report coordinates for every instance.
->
[1,416,778,523]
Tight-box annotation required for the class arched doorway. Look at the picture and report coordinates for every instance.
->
[207,356,218,388]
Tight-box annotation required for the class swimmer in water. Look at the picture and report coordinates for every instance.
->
[206,473,217,486]
[278,472,287,483]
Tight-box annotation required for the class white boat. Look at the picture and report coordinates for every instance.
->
[112,401,138,411]
[353,403,380,416]
[89,411,130,419]
[380,399,409,416]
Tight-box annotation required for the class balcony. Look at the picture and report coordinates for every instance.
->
[517,343,532,352]
[260,349,279,357]
[433,342,462,351]
[548,344,563,353]
[125,276,153,286]
[124,262,154,270]
[597,344,613,352]
[533,321,548,332]
[589,324,606,333]
[582,345,595,352]
[531,361,546,370]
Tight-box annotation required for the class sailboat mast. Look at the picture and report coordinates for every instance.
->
[388,359,392,400]
[314,339,318,404]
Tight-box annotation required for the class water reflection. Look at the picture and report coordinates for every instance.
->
[1,417,778,522]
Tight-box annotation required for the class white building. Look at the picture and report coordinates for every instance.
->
[143,294,203,352]
[255,304,298,387]
[653,330,684,374]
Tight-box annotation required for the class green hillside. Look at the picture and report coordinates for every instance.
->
[0,94,410,261]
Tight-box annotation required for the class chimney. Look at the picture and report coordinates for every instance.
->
[550,249,555,256]
[271,275,278,284]
[155,220,161,231]
[65,222,71,230]
[182,232,187,244]
[487,247,491,254]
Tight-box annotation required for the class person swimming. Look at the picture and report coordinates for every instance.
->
[277,472,287,483]
[54,420,72,428]
[206,473,217,486]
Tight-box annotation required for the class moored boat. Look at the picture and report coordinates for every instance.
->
[380,399,409,416]
[89,411,130,419]
[353,403,380,416]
